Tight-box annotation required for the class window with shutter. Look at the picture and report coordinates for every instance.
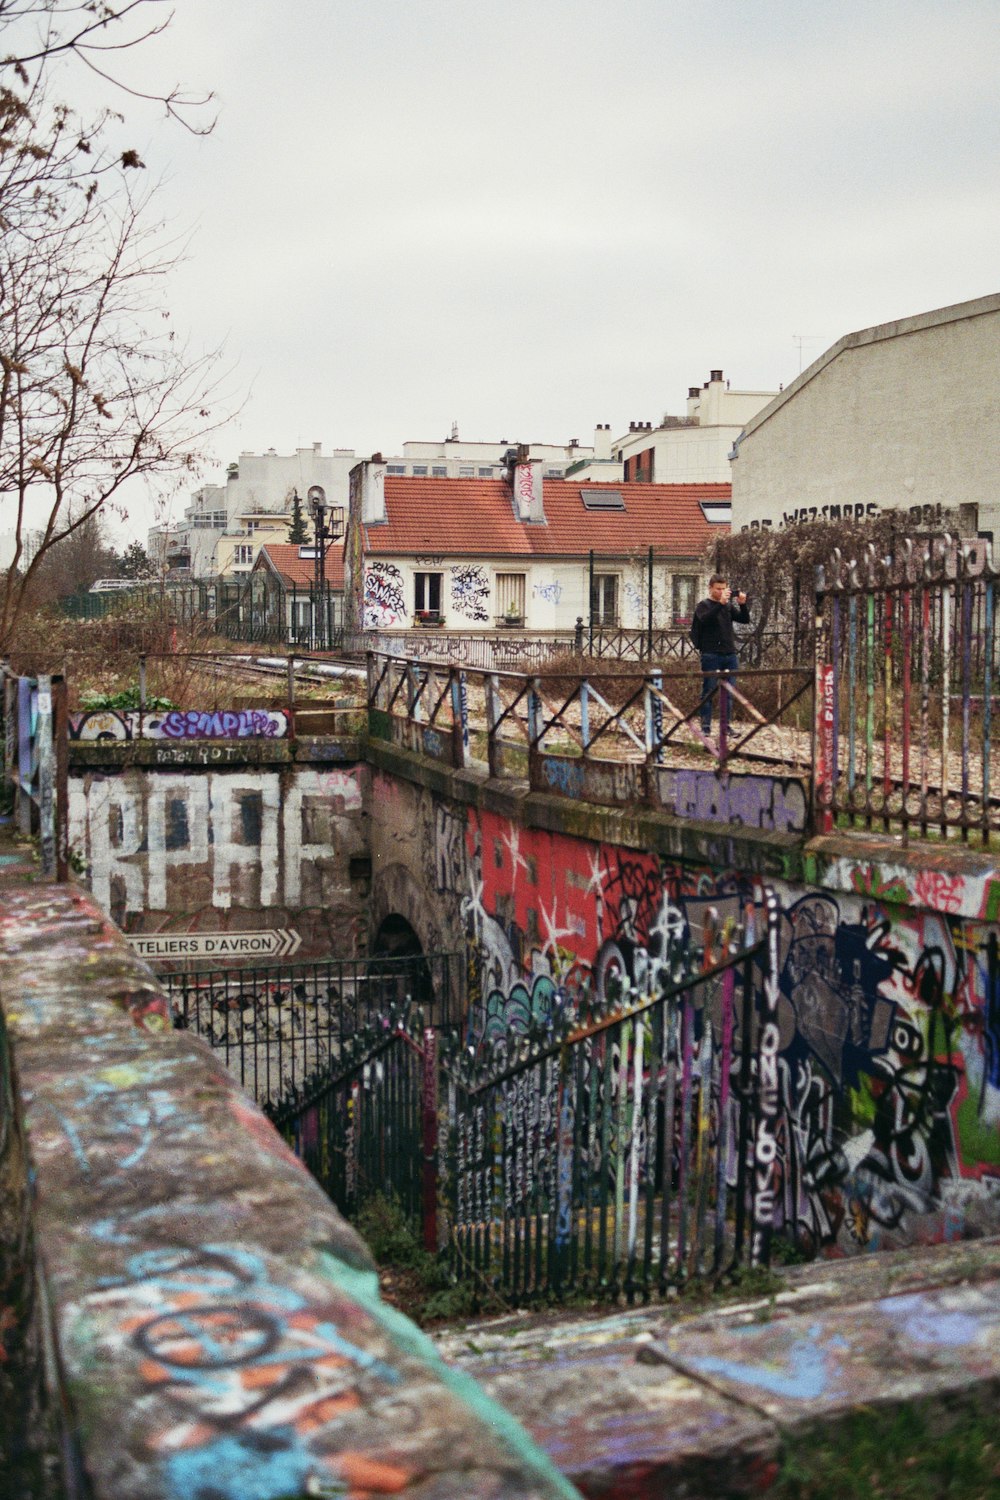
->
[496,573,526,622]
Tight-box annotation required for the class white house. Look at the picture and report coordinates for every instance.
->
[389,431,594,480]
[344,454,729,634]
[149,435,594,580]
[149,443,358,581]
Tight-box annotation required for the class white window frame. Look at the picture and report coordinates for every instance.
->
[590,573,619,627]
[671,573,699,628]
[414,571,443,617]
[495,572,526,622]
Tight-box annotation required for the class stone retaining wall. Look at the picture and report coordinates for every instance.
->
[366,751,1000,1258]
[0,883,576,1500]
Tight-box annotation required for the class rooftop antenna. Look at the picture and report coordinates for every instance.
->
[792,334,824,373]
[450,420,459,441]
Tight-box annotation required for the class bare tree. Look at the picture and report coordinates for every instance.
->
[0,2,223,650]
[21,510,116,601]
[712,508,962,665]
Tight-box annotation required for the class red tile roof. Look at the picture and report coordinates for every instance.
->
[363,478,728,558]
[256,541,345,589]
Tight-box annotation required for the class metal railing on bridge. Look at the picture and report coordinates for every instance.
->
[367,650,814,809]
[270,892,782,1301]
[167,952,462,1108]
[814,535,1000,843]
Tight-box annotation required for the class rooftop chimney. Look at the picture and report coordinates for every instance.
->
[593,423,613,461]
[357,457,386,524]
[505,443,545,523]
[710,369,723,383]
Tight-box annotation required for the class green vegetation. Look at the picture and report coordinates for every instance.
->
[774,1403,1000,1499]
[352,1196,477,1326]
[353,1194,799,1329]
[79,687,174,712]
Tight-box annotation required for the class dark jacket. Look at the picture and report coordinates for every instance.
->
[690,596,750,655]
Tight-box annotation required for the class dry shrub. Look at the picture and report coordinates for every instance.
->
[536,651,810,732]
[536,652,650,710]
[536,651,705,722]
[7,606,248,710]
[711,509,964,667]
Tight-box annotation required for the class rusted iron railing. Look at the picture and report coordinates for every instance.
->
[271,892,782,1300]
[1,666,68,879]
[367,651,814,811]
[814,535,999,843]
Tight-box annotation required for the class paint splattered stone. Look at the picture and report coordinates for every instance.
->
[0,882,578,1500]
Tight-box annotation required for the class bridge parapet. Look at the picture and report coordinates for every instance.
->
[0,882,577,1500]
[366,650,814,818]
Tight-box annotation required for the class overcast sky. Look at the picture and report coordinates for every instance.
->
[74,0,1000,541]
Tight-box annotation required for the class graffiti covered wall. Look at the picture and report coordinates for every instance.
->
[450,564,490,623]
[363,561,405,628]
[367,772,1000,1257]
[70,709,289,742]
[69,764,369,959]
[0,885,575,1500]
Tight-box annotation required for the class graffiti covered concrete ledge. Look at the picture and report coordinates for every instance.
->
[0,883,578,1500]
[805,831,1000,923]
[365,734,806,881]
[435,1236,1000,1499]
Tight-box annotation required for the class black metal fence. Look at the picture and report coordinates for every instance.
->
[59,576,345,650]
[167,953,461,1109]
[272,893,783,1300]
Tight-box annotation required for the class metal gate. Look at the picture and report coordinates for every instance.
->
[271,893,783,1298]
[166,952,461,1108]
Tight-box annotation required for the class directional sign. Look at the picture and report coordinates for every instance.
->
[126,928,302,962]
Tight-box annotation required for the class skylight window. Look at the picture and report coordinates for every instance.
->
[699,501,732,524]
[580,489,625,510]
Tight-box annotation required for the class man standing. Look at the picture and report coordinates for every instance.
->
[690,575,749,736]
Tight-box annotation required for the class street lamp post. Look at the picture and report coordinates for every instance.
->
[306,485,344,650]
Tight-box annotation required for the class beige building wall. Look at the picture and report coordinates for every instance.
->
[215,515,293,577]
[731,295,1000,538]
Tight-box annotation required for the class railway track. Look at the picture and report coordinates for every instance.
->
[185,651,365,692]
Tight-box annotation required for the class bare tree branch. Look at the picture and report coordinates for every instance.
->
[0,1,215,133]
[0,1,227,650]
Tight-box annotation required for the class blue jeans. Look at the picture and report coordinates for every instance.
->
[699,652,738,734]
